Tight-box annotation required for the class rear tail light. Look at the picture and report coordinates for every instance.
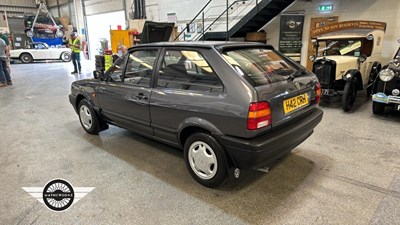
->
[247,102,271,130]
[315,82,321,104]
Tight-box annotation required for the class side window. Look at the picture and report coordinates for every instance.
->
[124,49,158,87]
[107,55,128,82]
[158,50,223,94]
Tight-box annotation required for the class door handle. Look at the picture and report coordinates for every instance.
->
[136,93,148,100]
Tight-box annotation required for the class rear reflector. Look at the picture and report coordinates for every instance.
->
[315,82,321,104]
[247,102,271,130]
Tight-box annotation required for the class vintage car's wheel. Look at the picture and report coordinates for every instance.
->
[78,99,101,135]
[26,30,34,38]
[55,29,64,38]
[61,52,71,62]
[20,53,33,63]
[184,132,227,187]
[342,77,358,112]
[372,102,385,114]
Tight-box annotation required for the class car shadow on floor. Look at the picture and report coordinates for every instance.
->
[67,124,315,224]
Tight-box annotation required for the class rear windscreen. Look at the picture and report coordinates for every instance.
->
[222,48,298,86]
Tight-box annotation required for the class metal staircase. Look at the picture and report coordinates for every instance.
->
[175,0,295,41]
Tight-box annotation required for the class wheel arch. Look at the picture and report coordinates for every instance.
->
[75,93,96,112]
[178,118,223,146]
[178,120,237,177]
[19,52,34,60]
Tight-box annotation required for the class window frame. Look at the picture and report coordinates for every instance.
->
[105,47,161,87]
[154,47,224,94]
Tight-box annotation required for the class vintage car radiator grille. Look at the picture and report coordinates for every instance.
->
[313,61,336,89]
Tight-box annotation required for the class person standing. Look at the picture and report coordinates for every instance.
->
[0,31,11,76]
[69,33,81,74]
[0,38,11,87]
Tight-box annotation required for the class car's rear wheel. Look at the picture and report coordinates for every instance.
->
[184,132,227,188]
[61,52,71,62]
[20,53,33,63]
[342,77,358,112]
[78,99,101,135]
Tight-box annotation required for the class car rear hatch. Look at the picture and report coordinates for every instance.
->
[220,46,320,130]
[139,21,175,44]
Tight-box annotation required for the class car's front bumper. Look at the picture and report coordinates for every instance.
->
[69,94,78,113]
[218,108,324,169]
[372,92,400,104]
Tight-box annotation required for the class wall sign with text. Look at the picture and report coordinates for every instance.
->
[278,15,305,54]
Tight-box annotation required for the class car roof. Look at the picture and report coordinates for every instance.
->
[129,41,273,51]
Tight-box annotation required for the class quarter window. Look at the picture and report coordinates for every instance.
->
[158,50,223,94]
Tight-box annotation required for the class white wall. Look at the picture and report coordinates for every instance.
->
[263,0,400,66]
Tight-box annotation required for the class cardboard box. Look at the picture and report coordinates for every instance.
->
[245,32,267,42]
[128,19,146,33]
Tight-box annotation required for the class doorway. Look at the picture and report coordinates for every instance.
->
[86,11,125,60]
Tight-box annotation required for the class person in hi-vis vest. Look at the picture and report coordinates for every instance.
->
[69,33,81,74]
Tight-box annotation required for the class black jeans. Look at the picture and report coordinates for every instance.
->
[71,52,81,72]
[0,58,11,84]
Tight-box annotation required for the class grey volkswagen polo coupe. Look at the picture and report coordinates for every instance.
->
[69,42,323,187]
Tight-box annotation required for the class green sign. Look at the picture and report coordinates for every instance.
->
[319,5,333,12]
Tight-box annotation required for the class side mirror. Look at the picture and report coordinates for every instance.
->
[93,70,105,80]
[309,54,316,62]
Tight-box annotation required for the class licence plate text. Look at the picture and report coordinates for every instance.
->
[283,93,309,114]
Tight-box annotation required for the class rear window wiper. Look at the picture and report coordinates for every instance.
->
[287,68,306,81]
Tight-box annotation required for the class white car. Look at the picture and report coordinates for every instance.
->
[10,42,72,63]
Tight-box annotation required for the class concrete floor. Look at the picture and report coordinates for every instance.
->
[1,61,400,225]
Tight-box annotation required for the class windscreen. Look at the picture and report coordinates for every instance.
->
[316,38,371,57]
[222,48,297,87]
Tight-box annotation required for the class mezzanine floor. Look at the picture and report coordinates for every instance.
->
[0,61,399,225]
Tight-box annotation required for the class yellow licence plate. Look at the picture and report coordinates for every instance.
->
[283,93,309,114]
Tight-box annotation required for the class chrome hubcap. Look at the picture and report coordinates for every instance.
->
[188,141,218,180]
[79,105,92,130]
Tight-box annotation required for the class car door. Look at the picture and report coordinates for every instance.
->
[31,43,51,59]
[96,48,159,135]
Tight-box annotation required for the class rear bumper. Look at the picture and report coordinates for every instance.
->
[219,108,323,169]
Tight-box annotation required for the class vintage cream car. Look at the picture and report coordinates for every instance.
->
[10,42,71,63]
[309,30,384,111]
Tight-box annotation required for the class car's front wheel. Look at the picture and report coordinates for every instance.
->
[20,53,33,63]
[342,77,358,112]
[55,29,64,38]
[61,52,71,62]
[184,132,227,188]
[78,99,101,135]
[26,29,35,38]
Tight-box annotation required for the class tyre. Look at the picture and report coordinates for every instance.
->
[78,99,102,135]
[61,52,71,62]
[372,101,385,114]
[55,29,64,38]
[342,77,358,112]
[20,53,33,63]
[26,29,34,38]
[184,132,227,188]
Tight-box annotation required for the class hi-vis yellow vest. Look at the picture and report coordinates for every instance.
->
[69,38,81,53]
